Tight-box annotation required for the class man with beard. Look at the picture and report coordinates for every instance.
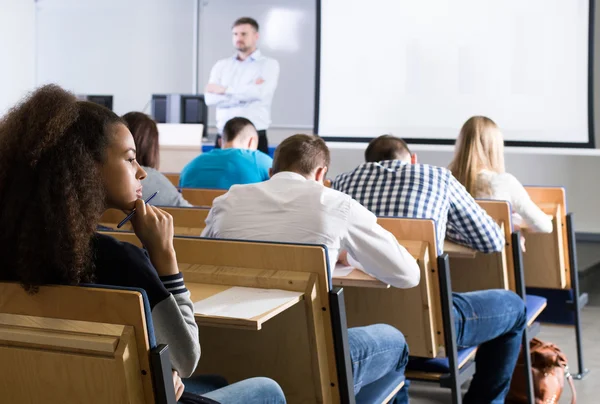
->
[205,17,280,155]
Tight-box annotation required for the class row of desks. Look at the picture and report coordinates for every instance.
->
[185,240,475,329]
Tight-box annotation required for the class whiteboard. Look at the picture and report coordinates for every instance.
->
[317,0,592,146]
[199,0,315,129]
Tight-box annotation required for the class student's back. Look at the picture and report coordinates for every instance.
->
[180,148,271,189]
[333,134,527,404]
[202,134,418,401]
[180,116,272,190]
[333,159,504,254]
[449,116,552,233]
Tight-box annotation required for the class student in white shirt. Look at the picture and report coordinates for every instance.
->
[449,116,553,235]
[205,17,280,155]
[202,134,420,400]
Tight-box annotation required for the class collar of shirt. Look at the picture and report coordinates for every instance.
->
[232,49,262,62]
[376,159,409,169]
[269,171,308,182]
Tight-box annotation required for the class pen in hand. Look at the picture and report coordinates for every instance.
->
[117,191,159,228]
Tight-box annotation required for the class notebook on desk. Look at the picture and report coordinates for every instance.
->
[193,287,303,320]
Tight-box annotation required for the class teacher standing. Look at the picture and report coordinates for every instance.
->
[204,17,280,155]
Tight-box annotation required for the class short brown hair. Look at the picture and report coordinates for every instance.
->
[365,135,412,163]
[273,134,330,175]
[222,117,256,142]
[122,112,159,169]
[233,17,259,32]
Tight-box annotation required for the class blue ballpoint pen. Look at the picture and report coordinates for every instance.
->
[117,191,159,228]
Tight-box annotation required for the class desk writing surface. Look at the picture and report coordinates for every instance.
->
[186,283,303,331]
[174,226,203,236]
[516,214,554,230]
[443,241,477,258]
[333,269,390,288]
[537,203,561,215]
[332,240,427,288]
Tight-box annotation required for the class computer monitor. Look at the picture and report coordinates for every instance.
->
[180,95,206,125]
[85,95,113,111]
[151,94,208,138]
[151,95,168,123]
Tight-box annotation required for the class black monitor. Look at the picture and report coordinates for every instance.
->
[86,95,113,111]
[149,94,208,138]
[151,95,168,123]
[180,95,207,125]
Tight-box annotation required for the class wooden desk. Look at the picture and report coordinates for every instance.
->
[444,241,477,258]
[333,270,390,288]
[449,203,511,293]
[521,201,567,288]
[332,240,427,289]
[187,283,304,331]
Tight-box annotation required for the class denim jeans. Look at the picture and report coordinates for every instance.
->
[453,289,527,404]
[348,324,409,397]
[184,376,286,403]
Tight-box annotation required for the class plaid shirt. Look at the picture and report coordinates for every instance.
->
[332,160,505,254]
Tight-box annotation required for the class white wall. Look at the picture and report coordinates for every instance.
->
[0,0,35,115]
[35,0,196,116]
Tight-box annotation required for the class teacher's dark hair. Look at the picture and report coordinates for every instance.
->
[233,17,259,32]
[0,84,124,292]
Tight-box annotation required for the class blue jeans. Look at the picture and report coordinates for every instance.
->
[184,376,286,403]
[453,290,527,404]
[348,324,409,398]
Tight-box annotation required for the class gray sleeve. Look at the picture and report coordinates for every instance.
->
[152,275,200,377]
[142,169,192,207]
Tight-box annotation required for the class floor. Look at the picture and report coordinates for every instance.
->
[411,267,600,404]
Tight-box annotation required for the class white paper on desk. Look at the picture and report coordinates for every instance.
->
[193,287,303,320]
[333,263,355,277]
[333,254,365,277]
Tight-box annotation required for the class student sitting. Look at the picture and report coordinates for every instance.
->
[202,134,420,401]
[180,117,272,189]
[0,85,285,404]
[122,112,192,207]
[333,135,527,404]
[449,116,553,233]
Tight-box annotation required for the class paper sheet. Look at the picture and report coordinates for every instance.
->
[333,263,355,277]
[193,287,303,320]
[333,253,366,277]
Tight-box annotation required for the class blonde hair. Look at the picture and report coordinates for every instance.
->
[449,116,505,197]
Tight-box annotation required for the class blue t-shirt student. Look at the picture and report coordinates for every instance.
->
[179,148,272,189]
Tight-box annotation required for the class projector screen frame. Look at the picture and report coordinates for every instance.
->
[313,0,596,149]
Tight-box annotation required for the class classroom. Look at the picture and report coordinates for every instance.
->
[1,0,598,403]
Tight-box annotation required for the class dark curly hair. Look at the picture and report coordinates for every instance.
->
[0,84,124,292]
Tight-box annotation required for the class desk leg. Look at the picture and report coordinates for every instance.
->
[566,213,590,380]
[329,287,356,404]
[512,231,535,404]
[438,254,462,404]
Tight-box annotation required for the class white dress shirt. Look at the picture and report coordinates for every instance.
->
[476,170,553,233]
[201,171,420,288]
[205,49,280,133]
